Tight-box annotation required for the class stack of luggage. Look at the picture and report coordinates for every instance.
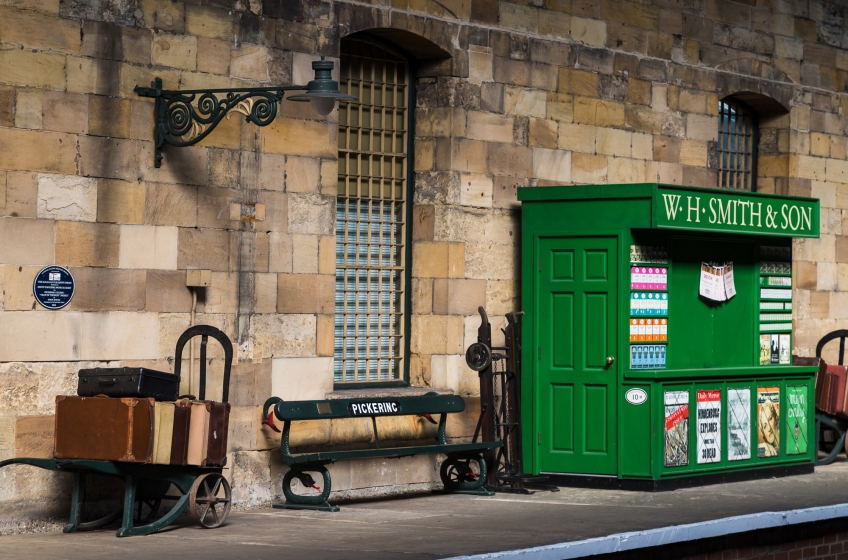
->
[53,326,232,466]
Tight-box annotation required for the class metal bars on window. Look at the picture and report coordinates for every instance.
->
[718,99,757,191]
[335,39,409,383]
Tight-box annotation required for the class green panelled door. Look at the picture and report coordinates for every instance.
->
[537,237,618,475]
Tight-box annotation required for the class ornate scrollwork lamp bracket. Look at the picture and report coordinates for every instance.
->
[135,58,356,168]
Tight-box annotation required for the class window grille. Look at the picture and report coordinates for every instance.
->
[717,99,757,191]
[335,39,409,384]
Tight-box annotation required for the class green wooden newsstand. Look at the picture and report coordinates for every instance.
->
[518,183,820,486]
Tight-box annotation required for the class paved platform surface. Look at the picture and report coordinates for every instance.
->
[3,461,848,559]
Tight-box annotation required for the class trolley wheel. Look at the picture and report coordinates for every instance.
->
[189,473,231,529]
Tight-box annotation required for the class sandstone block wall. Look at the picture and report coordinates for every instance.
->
[0,0,844,529]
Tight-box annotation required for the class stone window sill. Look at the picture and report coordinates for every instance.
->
[325,386,454,400]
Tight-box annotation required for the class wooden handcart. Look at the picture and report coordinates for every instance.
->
[0,326,233,536]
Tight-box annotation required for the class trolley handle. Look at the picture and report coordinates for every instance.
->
[173,325,233,403]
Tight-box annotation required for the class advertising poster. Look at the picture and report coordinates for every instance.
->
[757,386,780,458]
[664,391,689,467]
[786,386,808,455]
[779,334,791,365]
[759,335,771,365]
[696,390,721,464]
[727,388,751,461]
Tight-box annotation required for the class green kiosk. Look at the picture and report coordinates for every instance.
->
[518,183,820,486]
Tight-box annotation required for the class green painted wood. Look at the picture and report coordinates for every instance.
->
[273,394,465,421]
[517,184,820,239]
[519,184,820,481]
[619,384,653,477]
[281,441,502,465]
[537,236,618,475]
[669,236,757,369]
[653,186,820,238]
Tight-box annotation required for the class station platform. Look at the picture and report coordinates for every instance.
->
[2,459,848,559]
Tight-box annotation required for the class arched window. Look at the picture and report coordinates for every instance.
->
[717,98,758,191]
[334,37,411,385]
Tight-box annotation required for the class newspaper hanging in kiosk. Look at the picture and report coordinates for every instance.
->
[696,390,721,464]
[664,391,689,467]
[757,386,780,458]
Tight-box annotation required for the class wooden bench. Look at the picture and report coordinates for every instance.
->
[262,393,502,511]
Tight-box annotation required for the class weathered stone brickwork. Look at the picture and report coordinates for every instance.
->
[0,0,845,530]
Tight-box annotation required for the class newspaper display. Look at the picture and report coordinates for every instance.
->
[696,390,721,464]
[727,388,751,461]
[757,386,780,458]
[699,262,736,302]
[664,391,689,467]
[786,385,808,455]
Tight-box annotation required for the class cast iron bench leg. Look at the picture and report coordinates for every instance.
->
[440,453,494,496]
[275,465,339,512]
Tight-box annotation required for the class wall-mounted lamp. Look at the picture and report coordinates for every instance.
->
[135,57,357,168]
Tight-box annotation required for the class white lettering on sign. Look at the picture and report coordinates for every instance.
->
[349,401,401,416]
[662,193,681,220]
[661,190,816,235]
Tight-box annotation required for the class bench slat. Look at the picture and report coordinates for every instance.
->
[281,441,502,465]
[275,394,465,421]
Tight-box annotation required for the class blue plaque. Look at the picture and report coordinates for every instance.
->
[33,266,75,309]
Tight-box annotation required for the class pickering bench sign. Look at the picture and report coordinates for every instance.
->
[653,187,820,238]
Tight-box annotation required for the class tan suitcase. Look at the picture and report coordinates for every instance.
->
[152,402,175,465]
[186,401,210,466]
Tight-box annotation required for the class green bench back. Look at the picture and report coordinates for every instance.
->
[274,394,465,421]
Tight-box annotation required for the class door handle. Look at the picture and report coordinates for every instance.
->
[606,356,615,366]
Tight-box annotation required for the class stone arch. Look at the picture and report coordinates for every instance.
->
[715,59,794,115]
[334,3,456,76]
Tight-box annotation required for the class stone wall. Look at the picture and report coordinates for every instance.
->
[0,0,844,529]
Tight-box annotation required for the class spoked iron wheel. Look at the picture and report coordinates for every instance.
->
[189,473,231,528]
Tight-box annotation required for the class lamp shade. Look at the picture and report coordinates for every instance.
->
[288,58,357,115]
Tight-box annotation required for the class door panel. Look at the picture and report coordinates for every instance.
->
[538,236,617,475]
[552,294,574,368]
[552,385,574,451]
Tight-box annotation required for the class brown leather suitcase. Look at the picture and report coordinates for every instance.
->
[830,365,848,419]
[170,400,191,466]
[205,401,230,467]
[54,396,154,463]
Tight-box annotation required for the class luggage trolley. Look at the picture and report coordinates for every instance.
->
[814,329,848,466]
[0,326,233,537]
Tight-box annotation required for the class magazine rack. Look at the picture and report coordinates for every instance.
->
[518,184,820,486]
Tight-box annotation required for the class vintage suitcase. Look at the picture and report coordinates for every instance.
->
[77,367,180,401]
[185,400,230,467]
[829,365,848,419]
[205,401,230,467]
[170,401,191,466]
[152,402,175,465]
[818,370,832,411]
[186,402,210,466]
[54,396,154,463]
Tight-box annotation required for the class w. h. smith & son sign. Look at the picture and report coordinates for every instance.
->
[652,186,819,238]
